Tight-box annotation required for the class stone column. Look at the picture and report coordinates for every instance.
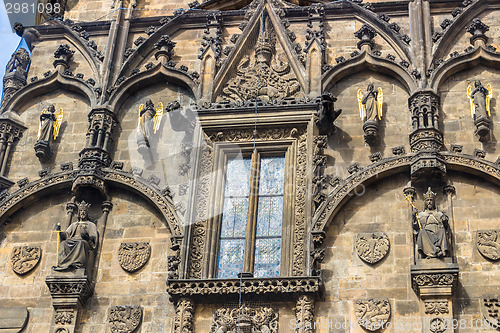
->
[173,298,195,333]
[0,118,26,189]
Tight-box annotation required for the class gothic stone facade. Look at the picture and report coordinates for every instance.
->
[1,0,500,332]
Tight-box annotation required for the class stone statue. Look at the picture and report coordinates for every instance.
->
[54,201,98,271]
[412,188,450,259]
[137,99,163,152]
[315,92,342,135]
[357,83,383,144]
[34,105,63,161]
[5,48,30,78]
[467,80,492,141]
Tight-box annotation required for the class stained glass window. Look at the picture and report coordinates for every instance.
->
[216,154,285,279]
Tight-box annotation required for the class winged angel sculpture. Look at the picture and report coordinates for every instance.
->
[137,99,163,153]
[467,80,493,141]
[34,104,63,161]
[358,83,383,144]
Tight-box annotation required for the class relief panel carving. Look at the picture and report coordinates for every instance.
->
[354,299,391,332]
[108,306,142,333]
[477,230,500,261]
[355,233,390,264]
[10,246,41,275]
[481,297,500,328]
[424,301,449,315]
[118,242,151,273]
[210,305,278,333]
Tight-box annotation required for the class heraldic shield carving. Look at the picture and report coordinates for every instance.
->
[354,298,391,332]
[477,230,500,260]
[10,246,42,274]
[118,242,151,273]
[108,305,142,333]
[355,299,391,331]
[481,297,500,328]
[355,233,390,264]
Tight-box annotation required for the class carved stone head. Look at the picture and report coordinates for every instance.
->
[77,201,90,221]
[47,104,56,113]
[367,83,374,92]
[423,187,436,210]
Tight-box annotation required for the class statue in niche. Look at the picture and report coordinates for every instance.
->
[5,47,30,77]
[467,80,492,141]
[315,92,342,135]
[34,104,64,161]
[412,187,451,259]
[358,83,383,144]
[53,201,98,272]
[137,99,163,154]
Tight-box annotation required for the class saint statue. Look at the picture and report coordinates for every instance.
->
[5,48,30,77]
[34,105,63,161]
[412,188,451,259]
[54,201,98,271]
[357,83,383,144]
[467,80,492,119]
[137,99,163,151]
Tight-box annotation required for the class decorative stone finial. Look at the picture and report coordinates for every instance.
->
[53,44,75,70]
[354,24,377,51]
[466,18,489,46]
[154,35,176,63]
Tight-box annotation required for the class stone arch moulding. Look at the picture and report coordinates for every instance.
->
[322,51,417,94]
[312,152,500,233]
[431,0,489,67]
[0,169,182,236]
[107,63,199,114]
[1,71,98,114]
[429,46,500,91]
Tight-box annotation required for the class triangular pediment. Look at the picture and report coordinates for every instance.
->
[213,0,306,103]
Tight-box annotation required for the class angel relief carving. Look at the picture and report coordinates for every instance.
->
[358,84,383,144]
[467,80,493,141]
[34,104,64,161]
[217,15,301,103]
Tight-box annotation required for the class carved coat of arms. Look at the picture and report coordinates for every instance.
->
[210,305,278,333]
[118,242,151,272]
[108,305,142,333]
[355,299,391,331]
[477,230,500,260]
[481,297,500,327]
[10,246,42,275]
[355,233,390,264]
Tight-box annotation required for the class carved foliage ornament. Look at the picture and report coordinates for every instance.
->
[424,301,449,315]
[210,305,278,333]
[108,306,142,333]
[11,246,41,275]
[55,310,75,325]
[477,230,500,261]
[118,242,151,273]
[354,299,391,331]
[355,233,390,264]
[173,298,195,333]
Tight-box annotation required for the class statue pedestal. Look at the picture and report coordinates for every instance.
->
[34,140,52,162]
[411,261,459,333]
[362,119,379,144]
[474,115,491,141]
[45,269,94,333]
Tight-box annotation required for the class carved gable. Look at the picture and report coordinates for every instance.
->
[214,0,306,102]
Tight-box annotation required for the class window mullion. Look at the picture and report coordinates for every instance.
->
[242,149,260,276]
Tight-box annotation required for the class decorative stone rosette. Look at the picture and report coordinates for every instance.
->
[10,246,41,274]
[108,305,142,333]
[118,242,151,272]
[355,233,390,264]
[476,230,500,260]
[354,299,391,331]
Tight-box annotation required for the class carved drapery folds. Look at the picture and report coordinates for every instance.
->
[357,84,383,144]
[210,305,278,333]
[217,14,302,103]
[294,295,315,333]
[408,91,445,181]
[118,242,151,273]
[108,305,142,333]
[10,245,42,275]
[467,80,492,141]
[1,47,30,109]
[173,298,195,333]
[34,104,64,162]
